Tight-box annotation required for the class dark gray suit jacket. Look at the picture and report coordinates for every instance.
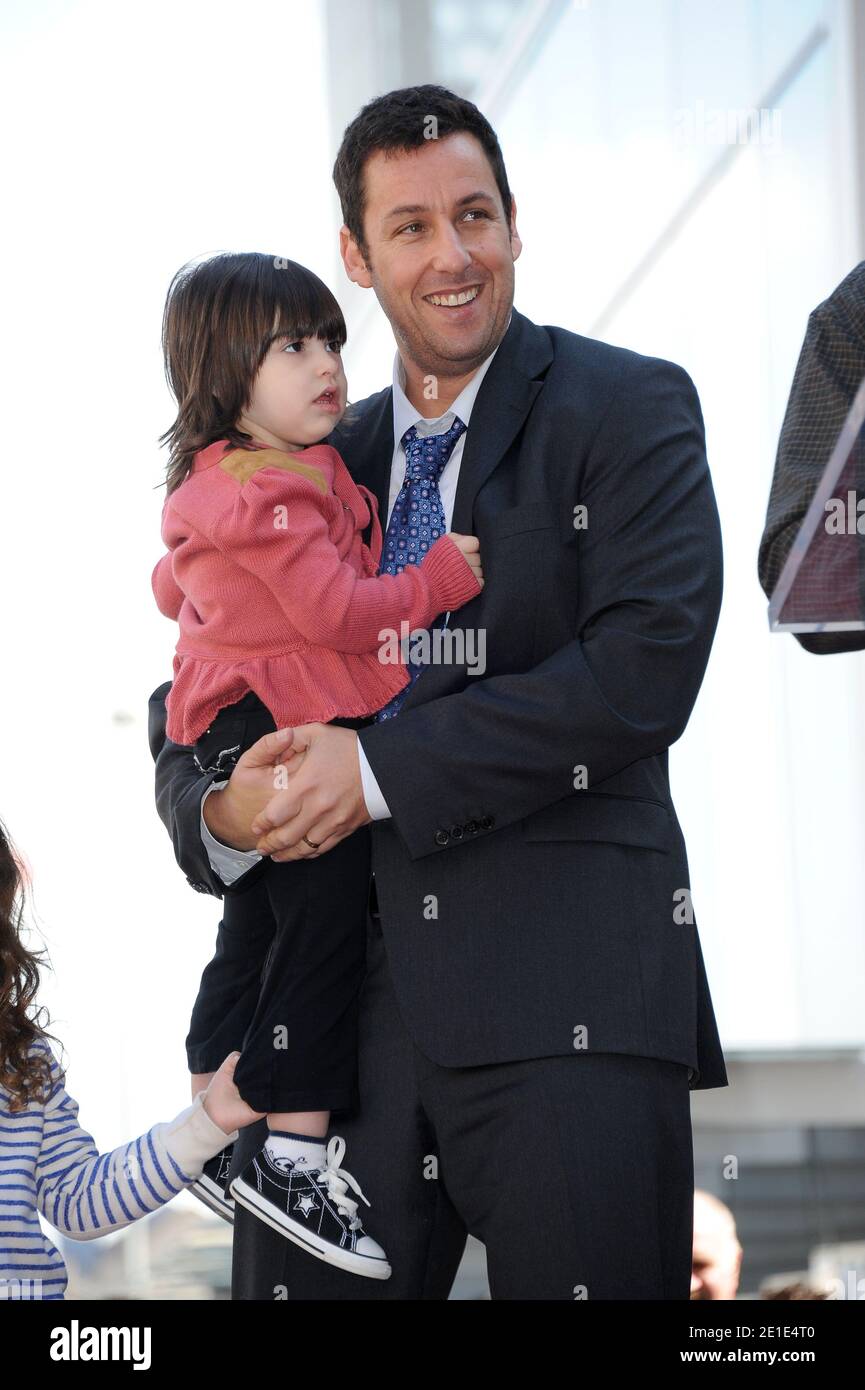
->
[759,261,865,654]
[149,307,728,1089]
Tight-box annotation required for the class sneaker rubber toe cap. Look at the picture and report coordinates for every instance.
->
[356,1234,388,1261]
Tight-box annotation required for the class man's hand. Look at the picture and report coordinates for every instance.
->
[202,727,301,850]
[250,723,372,861]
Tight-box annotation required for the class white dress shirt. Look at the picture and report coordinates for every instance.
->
[200,326,507,884]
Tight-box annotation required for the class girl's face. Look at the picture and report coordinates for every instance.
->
[237,332,348,453]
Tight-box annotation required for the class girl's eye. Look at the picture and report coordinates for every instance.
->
[279,338,342,354]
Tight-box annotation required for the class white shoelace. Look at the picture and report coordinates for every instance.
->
[313,1135,371,1231]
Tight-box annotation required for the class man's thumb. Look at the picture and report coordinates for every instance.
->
[241,727,295,766]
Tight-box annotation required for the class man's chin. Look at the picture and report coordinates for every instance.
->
[414,317,499,368]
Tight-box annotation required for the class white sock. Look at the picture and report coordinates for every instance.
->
[265,1130,327,1170]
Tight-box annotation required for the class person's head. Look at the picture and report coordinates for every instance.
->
[691,1190,743,1300]
[160,252,349,494]
[0,819,59,1112]
[332,85,521,383]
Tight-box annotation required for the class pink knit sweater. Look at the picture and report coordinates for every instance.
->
[152,438,482,745]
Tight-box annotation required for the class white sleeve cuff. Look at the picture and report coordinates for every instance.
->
[200,780,263,885]
[158,1090,239,1178]
[357,737,392,820]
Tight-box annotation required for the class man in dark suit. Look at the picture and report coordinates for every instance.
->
[149,85,726,1299]
[759,261,865,655]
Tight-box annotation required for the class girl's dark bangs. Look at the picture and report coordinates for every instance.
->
[267,265,346,349]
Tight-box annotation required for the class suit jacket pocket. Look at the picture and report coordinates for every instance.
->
[488,502,557,538]
[521,792,672,852]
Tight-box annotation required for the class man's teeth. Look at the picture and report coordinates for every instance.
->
[426,287,480,307]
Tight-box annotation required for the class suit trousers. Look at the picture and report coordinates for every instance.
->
[227,903,695,1300]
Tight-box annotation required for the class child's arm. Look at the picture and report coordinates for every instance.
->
[35,1054,239,1241]
[204,465,483,655]
[151,551,185,620]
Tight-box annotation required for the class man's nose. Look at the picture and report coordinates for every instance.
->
[428,220,473,273]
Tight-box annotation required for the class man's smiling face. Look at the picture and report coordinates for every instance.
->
[340,131,521,381]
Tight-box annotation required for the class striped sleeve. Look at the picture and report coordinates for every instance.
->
[35,1054,238,1241]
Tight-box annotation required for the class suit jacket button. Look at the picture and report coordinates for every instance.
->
[465,820,479,834]
[187,878,208,893]
[434,828,450,846]
[449,824,464,839]
[480,815,494,830]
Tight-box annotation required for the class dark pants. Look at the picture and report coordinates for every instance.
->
[227,905,695,1300]
[186,692,372,1114]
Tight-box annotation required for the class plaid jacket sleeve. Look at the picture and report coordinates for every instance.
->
[758,260,865,654]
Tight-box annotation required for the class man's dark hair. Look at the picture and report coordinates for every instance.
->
[332,84,513,261]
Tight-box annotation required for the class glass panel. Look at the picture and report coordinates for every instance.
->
[771,380,865,631]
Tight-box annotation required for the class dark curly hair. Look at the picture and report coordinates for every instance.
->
[332,84,513,262]
[0,819,61,1112]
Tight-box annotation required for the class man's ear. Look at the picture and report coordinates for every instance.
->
[508,195,523,263]
[339,225,373,289]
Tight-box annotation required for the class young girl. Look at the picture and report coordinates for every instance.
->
[151,251,484,1280]
[0,817,255,1301]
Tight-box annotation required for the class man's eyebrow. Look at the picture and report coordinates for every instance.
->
[382,190,498,224]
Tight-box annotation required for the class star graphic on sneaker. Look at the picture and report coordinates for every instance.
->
[294,1193,319,1218]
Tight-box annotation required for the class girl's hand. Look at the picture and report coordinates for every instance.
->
[446,532,484,587]
[200,1052,266,1134]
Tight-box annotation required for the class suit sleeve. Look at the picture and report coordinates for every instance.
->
[208,467,481,652]
[357,357,723,861]
[758,301,865,654]
[148,681,266,899]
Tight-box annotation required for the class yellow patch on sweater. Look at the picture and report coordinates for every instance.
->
[219,447,329,496]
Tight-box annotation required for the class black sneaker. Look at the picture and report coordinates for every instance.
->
[229,1135,391,1279]
[189,1145,235,1224]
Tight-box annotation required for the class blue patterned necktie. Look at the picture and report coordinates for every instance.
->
[374,415,467,721]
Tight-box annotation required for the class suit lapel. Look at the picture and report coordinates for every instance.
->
[333,309,553,537]
[449,309,552,532]
[399,310,553,714]
[329,309,554,715]
[328,386,394,528]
